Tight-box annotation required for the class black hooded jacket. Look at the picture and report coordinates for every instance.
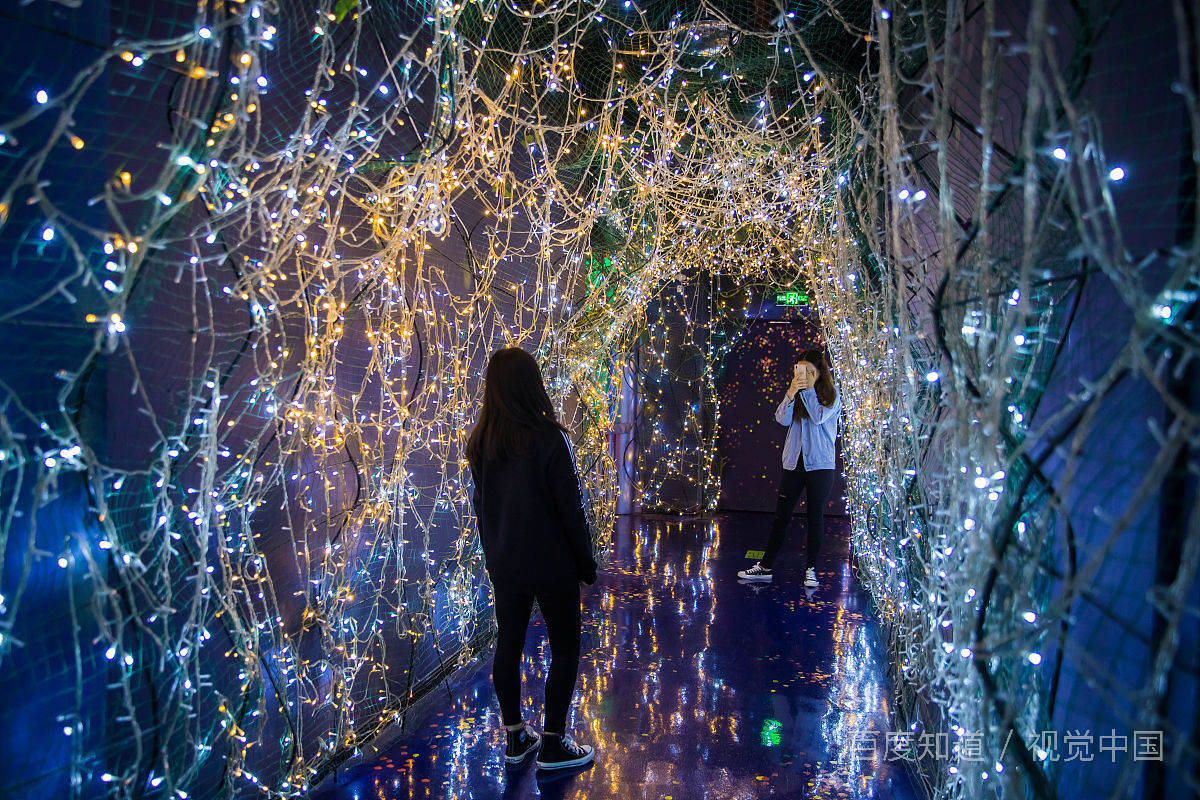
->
[470,426,598,592]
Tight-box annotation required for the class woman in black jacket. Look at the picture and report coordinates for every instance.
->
[467,347,598,771]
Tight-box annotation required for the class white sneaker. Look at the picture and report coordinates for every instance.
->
[738,562,774,581]
[804,568,818,588]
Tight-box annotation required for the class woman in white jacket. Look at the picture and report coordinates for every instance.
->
[738,349,842,588]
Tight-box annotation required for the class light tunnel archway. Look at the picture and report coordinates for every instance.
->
[0,0,1195,798]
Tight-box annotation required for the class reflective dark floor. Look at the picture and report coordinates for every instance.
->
[309,513,922,799]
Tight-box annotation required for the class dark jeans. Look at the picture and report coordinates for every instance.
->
[762,464,836,570]
[492,585,581,734]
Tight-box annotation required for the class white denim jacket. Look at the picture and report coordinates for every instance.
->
[775,387,842,471]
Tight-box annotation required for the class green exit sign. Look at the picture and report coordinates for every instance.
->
[774,290,809,306]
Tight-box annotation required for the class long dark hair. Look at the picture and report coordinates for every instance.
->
[797,348,837,418]
[466,347,565,467]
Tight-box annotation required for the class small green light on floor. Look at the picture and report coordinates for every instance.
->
[746,550,764,560]
[761,718,782,747]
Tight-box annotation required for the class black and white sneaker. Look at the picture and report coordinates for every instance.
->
[536,733,595,770]
[805,567,819,588]
[505,724,541,765]
[738,562,774,581]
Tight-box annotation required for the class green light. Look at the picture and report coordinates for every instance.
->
[761,718,782,747]
[774,290,808,306]
[587,255,619,300]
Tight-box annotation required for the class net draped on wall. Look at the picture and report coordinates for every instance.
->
[0,0,1195,799]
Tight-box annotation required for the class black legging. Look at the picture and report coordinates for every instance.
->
[762,465,836,570]
[492,585,581,734]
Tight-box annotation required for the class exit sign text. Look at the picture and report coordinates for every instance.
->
[774,291,809,306]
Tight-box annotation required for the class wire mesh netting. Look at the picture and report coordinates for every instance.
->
[0,0,1196,798]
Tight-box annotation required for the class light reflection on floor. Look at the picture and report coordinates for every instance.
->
[309,513,922,799]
